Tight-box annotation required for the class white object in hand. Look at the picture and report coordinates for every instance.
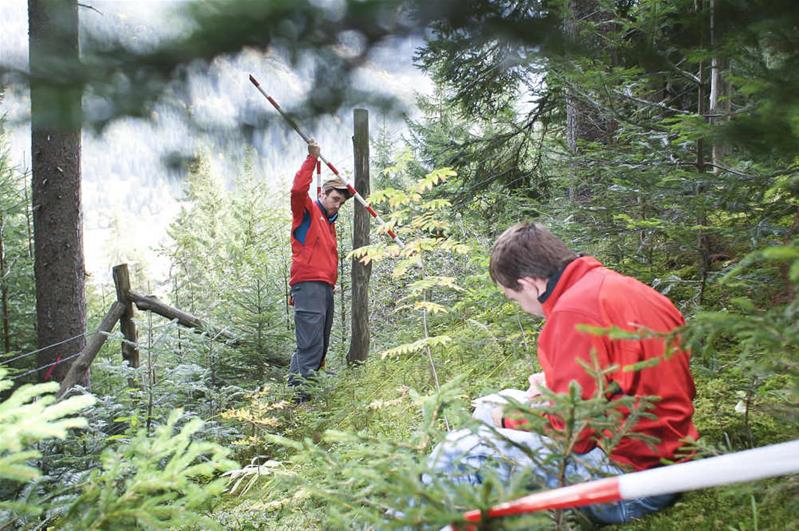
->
[472,388,530,408]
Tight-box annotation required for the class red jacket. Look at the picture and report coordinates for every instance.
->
[290,156,338,287]
[504,256,699,471]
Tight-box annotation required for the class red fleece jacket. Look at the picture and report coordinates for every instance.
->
[504,256,699,471]
[289,156,338,287]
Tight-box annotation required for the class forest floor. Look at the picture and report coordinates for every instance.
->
[215,331,798,530]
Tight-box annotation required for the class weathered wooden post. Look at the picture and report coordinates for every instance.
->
[0,213,10,354]
[60,264,241,398]
[113,264,139,368]
[347,108,372,364]
[59,301,126,397]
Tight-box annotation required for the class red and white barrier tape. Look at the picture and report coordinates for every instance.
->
[316,160,321,199]
[456,439,799,526]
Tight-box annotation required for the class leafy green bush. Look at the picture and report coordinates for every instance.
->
[0,368,95,523]
[59,410,237,530]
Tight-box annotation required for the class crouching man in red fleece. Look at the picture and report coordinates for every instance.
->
[426,222,699,524]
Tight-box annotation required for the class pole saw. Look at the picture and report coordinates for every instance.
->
[248,74,405,248]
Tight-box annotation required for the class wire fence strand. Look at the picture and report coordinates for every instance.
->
[0,331,92,367]
[0,296,238,371]
[11,350,84,380]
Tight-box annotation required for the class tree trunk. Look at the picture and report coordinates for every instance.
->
[22,173,34,261]
[0,213,9,354]
[696,0,711,304]
[708,0,729,173]
[29,0,86,383]
[564,0,615,202]
[347,109,372,365]
[564,0,614,152]
[339,241,346,351]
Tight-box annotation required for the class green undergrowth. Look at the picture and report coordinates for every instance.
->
[215,336,797,529]
[624,478,798,531]
[622,371,799,531]
[213,171,798,529]
[214,312,535,529]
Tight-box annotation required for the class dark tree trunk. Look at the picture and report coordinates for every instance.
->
[0,214,9,354]
[347,109,371,365]
[564,0,614,152]
[564,0,616,202]
[29,0,86,383]
[696,0,711,303]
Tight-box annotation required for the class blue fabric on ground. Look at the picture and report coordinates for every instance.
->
[424,406,678,525]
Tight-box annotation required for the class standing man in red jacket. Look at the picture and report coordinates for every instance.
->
[427,222,699,524]
[288,140,351,395]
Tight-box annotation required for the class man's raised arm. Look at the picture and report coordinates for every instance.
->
[291,140,320,216]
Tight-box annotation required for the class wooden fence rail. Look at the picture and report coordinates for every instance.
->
[59,302,126,395]
[127,291,237,343]
[59,263,238,397]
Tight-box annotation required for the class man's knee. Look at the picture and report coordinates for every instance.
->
[472,404,495,426]
[295,309,324,352]
[428,429,483,468]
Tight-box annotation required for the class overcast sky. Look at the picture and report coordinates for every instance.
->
[0,0,432,287]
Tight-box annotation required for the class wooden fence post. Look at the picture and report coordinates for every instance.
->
[60,264,246,398]
[347,108,372,364]
[113,264,139,368]
[59,301,126,396]
[0,213,10,354]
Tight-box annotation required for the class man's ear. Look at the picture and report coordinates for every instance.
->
[518,277,547,292]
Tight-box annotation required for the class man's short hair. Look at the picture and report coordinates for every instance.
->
[322,178,353,199]
[489,222,578,290]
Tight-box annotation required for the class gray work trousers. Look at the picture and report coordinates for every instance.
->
[288,281,334,387]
